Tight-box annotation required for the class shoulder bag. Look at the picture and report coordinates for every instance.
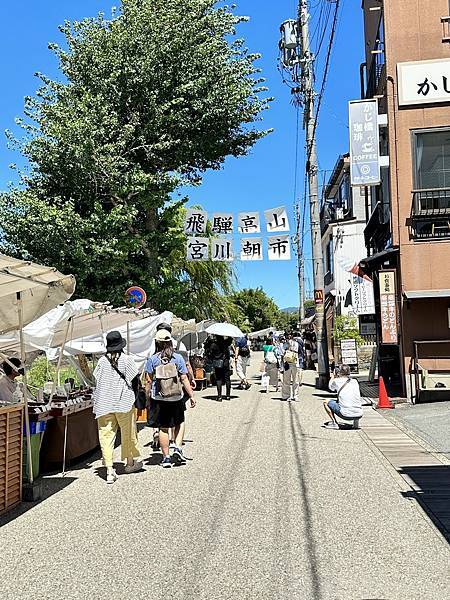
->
[105,355,145,410]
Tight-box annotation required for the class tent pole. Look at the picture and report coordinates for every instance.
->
[17,291,34,484]
[49,318,72,403]
[127,320,131,355]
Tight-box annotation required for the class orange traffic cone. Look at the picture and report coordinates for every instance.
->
[377,376,394,409]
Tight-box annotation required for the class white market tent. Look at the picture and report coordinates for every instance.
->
[248,327,276,340]
[0,254,75,335]
[0,253,76,484]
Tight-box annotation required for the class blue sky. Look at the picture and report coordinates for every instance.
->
[0,0,363,308]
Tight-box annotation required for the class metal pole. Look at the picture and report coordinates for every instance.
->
[17,292,34,484]
[298,0,329,387]
[295,203,305,324]
[126,321,131,355]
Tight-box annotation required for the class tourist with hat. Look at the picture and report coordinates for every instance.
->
[0,357,24,405]
[93,330,143,484]
[144,329,196,468]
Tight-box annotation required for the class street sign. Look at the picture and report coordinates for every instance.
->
[351,274,376,315]
[124,286,147,308]
[340,338,359,373]
[314,289,324,305]
[349,99,381,186]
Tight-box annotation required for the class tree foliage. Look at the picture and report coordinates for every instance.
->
[228,288,281,333]
[0,0,270,315]
[333,315,364,346]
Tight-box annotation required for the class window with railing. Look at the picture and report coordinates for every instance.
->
[366,17,385,97]
[411,128,450,239]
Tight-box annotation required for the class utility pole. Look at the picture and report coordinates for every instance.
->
[298,0,329,388]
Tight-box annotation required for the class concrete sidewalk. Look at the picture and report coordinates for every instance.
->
[0,356,449,599]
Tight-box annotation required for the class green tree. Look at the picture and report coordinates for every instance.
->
[1,0,270,314]
[333,315,364,346]
[229,288,280,333]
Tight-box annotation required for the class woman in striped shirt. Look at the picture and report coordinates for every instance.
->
[93,331,143,484]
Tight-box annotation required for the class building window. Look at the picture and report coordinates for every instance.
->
[338,175,352,215]
[414,128,450,190]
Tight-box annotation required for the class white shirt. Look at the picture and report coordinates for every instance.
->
[0,375,17,404]
[93,354,138,419]
[329,377,363,418]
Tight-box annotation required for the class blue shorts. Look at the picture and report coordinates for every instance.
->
[327,400,344,418]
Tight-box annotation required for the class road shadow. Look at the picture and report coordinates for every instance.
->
[399,465,450,543]
[0,476,76,528]
[288,402,324,599]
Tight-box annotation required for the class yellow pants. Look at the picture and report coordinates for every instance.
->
[97,408,140,468]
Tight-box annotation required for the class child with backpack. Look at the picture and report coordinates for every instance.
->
[144,329,196,468]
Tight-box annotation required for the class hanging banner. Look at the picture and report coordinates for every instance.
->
[238,212,260,234]
[264,207,290,233]
[184,209,207,235]
[350,275,376,315]
[240,237,263,261]
[186,237,209,261]
[379,270,398,344]
[349,99,381,186]
[211,213,234,235]
[211,238,233,262]
[267,235,291,260]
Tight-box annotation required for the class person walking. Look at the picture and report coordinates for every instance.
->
[145,329,196,468]
[262,337,280,393]
[281,333,305,401]
[206,335,233,401]
[93,331,143,484]
[235,336,251,390]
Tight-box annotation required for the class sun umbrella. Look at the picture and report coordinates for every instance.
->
[205,322,244,338]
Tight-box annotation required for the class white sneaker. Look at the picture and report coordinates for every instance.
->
[106,469,117,484]
[124,460,143,474]
[323,421,339,430]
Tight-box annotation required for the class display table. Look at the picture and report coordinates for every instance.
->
[0,404,23,515]
[40,407,99,470]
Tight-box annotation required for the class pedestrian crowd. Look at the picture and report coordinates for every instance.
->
[78,324,363,484]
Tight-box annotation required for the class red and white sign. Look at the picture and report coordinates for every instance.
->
[379,270,398,344]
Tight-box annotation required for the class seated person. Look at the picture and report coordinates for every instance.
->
[0,357,24,405]
[323,364,363,430]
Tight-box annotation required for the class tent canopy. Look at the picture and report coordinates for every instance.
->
[0,253,75,335]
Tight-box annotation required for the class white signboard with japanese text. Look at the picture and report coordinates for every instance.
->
[211,213,234,235]
[184,209,207,235]
[349,99,381,186]
[398,58,450,106]
[238,212,261,234]
[240,237,263,261]
[340,338,358,373]
[211,238,233,262]
[268,235,291,260]
[264,207,290,233]
[186,237,209,261]
[350,275,376,315]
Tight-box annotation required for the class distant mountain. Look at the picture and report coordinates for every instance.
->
[281,307,298,314]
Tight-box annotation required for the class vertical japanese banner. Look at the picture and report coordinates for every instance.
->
[240,237,263,261]
[238,212,260,234]
[379,270,398,344]
[264,207,290,233]
[211,238,233,262]
[186,237,209,262]
[350,274,376,315]
[349,99,381,186]
[267,235,291,260]
[184,209,207,235]
[211,213,234,235]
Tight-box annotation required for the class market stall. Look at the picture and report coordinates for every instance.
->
[0,253,75,512]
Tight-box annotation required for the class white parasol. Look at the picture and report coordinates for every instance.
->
[205,322,244,338]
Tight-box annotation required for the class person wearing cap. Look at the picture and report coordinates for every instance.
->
[147,322,187,356]
[0,357,24,405]
[145,329,196,468]
[93,331,143,484]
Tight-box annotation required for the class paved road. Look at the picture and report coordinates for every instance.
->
[385,400,450,460]
[1,357,449,599]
